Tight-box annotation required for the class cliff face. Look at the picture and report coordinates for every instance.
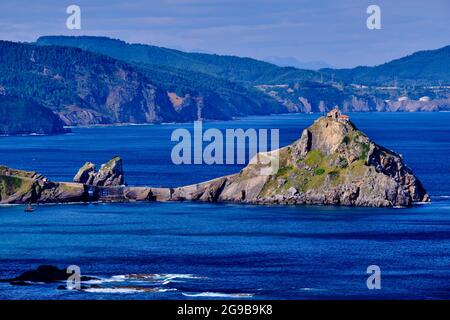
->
[0,95,68,135]
[171,111,429,207]
[0,40,286,130]
[0,41,180,126]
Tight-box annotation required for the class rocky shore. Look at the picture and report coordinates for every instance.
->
[0,111,429,207]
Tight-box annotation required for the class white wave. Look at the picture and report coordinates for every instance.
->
[182,292,253,298]
[82,276,126,285]
[300,287,325,291]
[84,287,145,294]
[158,274,202,280]
[84,287,176,294]
[82,273,202,285]
[414,201,432,205]
[126,273,201,281]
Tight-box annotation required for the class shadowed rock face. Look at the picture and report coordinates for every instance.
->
[73,162,96,185]
[73,157,124,187]
[0,95,69,135]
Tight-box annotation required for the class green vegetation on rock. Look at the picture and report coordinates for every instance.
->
[0,174,35,200]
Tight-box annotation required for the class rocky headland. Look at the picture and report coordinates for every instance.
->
[0,95,68,135]
[0,111,429,207]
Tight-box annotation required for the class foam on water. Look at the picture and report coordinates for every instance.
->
[182,292,253,298]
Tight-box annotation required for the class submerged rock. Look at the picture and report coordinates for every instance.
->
[0,265,97,285]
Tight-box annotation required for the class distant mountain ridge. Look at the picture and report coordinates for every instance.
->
[36,36,321,85]
[0,36,449,135]
[37,36,450,86]
[322,45,450,86]
[36,36,450,114]
[0,40,284,128]
[265,56,333,70]
[35,36,285,121]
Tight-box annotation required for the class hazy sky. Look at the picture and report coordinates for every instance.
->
[0,0,448,68]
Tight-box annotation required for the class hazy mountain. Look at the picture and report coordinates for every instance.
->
[265,56,334,70]
[36,36,321,85]
[323,45,450,86]
[1,36,448,135]
[37,36,450,87]
[35,36,450,115]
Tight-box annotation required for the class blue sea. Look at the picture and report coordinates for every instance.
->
[0,112,449,299]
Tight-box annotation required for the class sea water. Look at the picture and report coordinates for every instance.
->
[0,112,449,299]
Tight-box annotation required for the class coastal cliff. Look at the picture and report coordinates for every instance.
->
[0,95,68,135]
[0,112,429,207]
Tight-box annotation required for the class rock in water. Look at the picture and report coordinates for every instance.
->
[0,265,98,285]
[92,157,124,187]
[73,157,125,187]
[73,162,96,184]
[172,110,429,207]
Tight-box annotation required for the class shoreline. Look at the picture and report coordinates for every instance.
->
[1,110,449,137]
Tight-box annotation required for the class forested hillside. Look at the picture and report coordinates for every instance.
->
[0,40,285,126]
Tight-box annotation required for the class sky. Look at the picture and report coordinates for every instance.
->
[0,0,448,68]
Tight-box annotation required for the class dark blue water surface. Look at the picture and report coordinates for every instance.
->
[0,112,449,299]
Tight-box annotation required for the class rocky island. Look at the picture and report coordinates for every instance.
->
[0,111,429,207]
